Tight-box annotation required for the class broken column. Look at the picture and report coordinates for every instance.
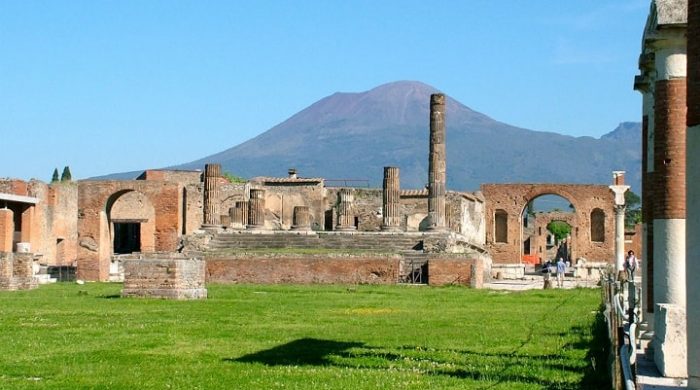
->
[382,166,402,231]
[202,163,222,227]
[687,0,700,386]
[229,201,248,229]
[247,189,265,230]
[609,171,629,274]
[291,206,311,231]
[427,93,447,231]
[336,189,356,231]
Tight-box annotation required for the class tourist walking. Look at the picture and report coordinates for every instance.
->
[625,250,639,280]
[556,257,566,288]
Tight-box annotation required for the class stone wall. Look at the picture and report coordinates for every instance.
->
[206,254,401,284]
[121,257,207,299]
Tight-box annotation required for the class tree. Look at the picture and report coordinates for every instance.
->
[222,172,246,184]
[625,190,641,227]
[51,168,59,183]
[60,166,72,182]
[547,220,571,242]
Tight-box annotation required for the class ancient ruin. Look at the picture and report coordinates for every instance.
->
[427,93,447,231]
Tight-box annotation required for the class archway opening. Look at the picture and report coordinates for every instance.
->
[521,194,576,265]
[107,190,155,255]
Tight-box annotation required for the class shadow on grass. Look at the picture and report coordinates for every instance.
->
[97,294,121,299]
[577,305,611,389]
[228,338,364,366]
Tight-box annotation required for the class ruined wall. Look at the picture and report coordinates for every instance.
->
[139,169,202,185]
[77,181,182,281]
[481,184,615,264]
[0,252,37,290]
[529,211,576,262]
[206,254,400,284]
[427,255,484,288]
[259,182,325,230]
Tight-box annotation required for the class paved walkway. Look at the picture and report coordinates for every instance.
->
[484,275,599,290]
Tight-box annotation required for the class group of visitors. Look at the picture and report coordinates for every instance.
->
[541,257,568,288]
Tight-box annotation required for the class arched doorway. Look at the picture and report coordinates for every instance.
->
[106,190,156,254]
[520,194,577,265]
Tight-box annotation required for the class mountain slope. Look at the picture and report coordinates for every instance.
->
[170,81,641,192]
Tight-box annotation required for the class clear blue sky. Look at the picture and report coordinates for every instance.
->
[0,0,650,181]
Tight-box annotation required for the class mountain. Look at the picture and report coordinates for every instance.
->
[103,81,643,193]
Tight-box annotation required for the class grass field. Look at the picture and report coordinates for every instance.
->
[0,283,609,389]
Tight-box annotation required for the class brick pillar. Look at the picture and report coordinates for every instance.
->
[686,0,700,386]
[427,93,447,231]
[20,205,34,248]
[382,166,402,231]
[247,189,265,230]
[336,189,356,231]
[202,163,222,227]
[652,40,687,310]
[291,206,311,231]
[0,209,14,252]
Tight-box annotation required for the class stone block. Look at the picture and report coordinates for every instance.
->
[122,258,207,300]
[653,303,687,378]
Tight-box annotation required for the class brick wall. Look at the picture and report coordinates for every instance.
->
[206,255,400,284]
[427,255,483,287]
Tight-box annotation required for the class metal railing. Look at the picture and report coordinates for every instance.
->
[602,272,641,390]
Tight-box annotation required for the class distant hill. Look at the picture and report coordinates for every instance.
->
[99,81,642,193]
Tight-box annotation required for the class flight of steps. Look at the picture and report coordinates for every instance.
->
[399,250,429,283]
[208,231,425,253]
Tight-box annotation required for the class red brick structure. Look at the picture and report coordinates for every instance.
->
[481,183,615,264]
[77,181,182,281]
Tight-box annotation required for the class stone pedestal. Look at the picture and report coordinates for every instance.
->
[653,303,687,378]
[427,93,447,231]
[336,189,356,231]
[382,167,402,231]
[247,189,266,230]
[292,206,311,231]
[121,258,207,300]
[0,252,37,291]
[203,163,222,227]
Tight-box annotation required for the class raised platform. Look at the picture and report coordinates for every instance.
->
[122,256,207,300]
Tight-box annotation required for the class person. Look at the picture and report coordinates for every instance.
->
[556,257,566,288]
[625,250,639,280]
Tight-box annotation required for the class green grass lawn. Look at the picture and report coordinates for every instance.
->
[0,283,609,389]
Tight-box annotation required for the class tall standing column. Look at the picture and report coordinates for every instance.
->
[651,34,688,378]
[336,189,356,231]
[686,0,700,386]
[382,167,402,231]
[653,38,687,310]
[609,171,629,275]
[427,93,446,231]
[202,163,222,227]
[247,189,265,230]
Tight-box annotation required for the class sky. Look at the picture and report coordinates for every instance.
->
[0,0,651,181]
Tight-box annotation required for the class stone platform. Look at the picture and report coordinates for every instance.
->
[121,256,207,300]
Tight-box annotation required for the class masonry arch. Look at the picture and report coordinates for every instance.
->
[481,183,615,265]
[77,181,182,281]
[106,190,156,254]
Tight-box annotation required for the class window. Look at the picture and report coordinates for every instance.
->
[495,209,508,243]
[591,208,605,242]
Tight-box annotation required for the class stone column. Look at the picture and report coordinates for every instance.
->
[230,201,248,228]
[0,209,14,252]
[247,189,265,230]
[427,93,447,231]
[651,32,688,378]
[336,189,356,231]
[291,206,311,231]
[202,163,222,227]
[382,166,402,231]
[687,0,700,386]
[609,171,629,274]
